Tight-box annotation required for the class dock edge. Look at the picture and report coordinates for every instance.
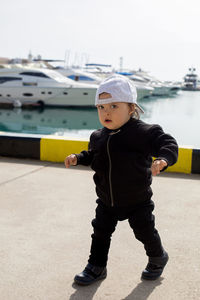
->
[0,133,200,174]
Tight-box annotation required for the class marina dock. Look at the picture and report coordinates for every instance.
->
[0,157,199,300]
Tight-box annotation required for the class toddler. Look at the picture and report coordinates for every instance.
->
[65,75,178,285]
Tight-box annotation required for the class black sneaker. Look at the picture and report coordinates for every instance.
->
[74,263,107,285]
[141,251,169,280]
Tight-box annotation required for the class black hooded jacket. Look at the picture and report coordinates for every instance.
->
[76,118,178,207]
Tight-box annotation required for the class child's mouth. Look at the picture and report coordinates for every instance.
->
[105,119,112,123]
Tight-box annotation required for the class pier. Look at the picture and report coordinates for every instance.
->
[0,156,200,299]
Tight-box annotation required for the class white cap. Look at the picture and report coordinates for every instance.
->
[95,74,144,113]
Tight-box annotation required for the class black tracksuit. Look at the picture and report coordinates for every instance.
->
[76,118,178,267]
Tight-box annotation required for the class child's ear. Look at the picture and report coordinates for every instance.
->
[129,104,135,115]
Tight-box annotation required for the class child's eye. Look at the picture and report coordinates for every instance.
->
[98,105,104,110]
[111,104,117,109]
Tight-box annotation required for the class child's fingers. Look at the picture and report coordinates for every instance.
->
[151,160,167,176]
[64,155,77,168]
[158,160,167,170]
[151,164,160,176]
[71,155,77,165]
[65,157,70,168]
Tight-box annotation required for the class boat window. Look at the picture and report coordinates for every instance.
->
[23,82,37,86]
[19,72,50,78]
[23,93,33,97]
[68,75,78,81]
[68,75,94,81]
[0,77,22,84]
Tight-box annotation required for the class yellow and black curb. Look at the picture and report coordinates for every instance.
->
[0,133,200,174]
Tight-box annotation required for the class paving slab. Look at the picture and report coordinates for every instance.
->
[0,157,200,300]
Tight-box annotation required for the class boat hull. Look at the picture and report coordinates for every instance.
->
[0,86,97,107]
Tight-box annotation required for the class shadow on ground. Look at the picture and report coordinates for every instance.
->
[0,156,91,171]
[69,281,102,300]
[68,278,163,300]
[122,278,163,300]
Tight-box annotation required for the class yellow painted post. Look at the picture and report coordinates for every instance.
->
[40,136,193,174]
[40,136,89,162]
[166,147,193,174]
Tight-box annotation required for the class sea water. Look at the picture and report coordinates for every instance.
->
[140,91,200,148]
[0,90,199,148]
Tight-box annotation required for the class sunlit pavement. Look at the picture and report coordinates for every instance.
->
[0,157,199,300]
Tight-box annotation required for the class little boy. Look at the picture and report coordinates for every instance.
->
[65,75,178,285]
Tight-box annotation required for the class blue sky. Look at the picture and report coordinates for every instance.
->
[1,0,200,81]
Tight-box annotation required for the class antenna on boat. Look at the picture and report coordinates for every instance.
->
[28,51,33,62]
[119,57,123,72]
[64,50,70,68]
[189,67,196,73]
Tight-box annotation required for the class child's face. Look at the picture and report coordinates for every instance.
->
[97,94,135,130]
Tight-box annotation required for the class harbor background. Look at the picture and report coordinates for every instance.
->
[1,0,200,150]
[0,90,200,149]
[1,1,200,299]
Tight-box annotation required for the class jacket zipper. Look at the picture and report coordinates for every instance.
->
[107,129,121,207]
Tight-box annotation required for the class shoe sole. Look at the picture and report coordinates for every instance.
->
[141,273,162,280]
[74,273,107,286]
[141,254,169,280]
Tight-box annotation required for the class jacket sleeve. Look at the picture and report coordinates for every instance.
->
[148,125,178,167]
[75,133,95,166]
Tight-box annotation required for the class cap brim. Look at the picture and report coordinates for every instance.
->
[135,103,145,114]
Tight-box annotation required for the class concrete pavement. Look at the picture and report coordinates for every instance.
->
[0,157,200,300]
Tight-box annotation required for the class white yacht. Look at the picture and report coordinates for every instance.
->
[56,67,102,85]
[0,65,98,107]
[135,70,180,96]
[128,74,154,99]
[115,72,154,99]
[56,67,153,100]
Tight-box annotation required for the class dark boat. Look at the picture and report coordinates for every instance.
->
[182,67,200,91]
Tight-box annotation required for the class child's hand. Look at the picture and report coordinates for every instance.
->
[151,159,167,176]
[65,154,77,168]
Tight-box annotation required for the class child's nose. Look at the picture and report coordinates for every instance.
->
[104,108,110,114]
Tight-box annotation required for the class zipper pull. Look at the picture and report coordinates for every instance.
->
[109,129,121,136]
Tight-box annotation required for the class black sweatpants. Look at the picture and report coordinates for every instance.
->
[88,199,164,267]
